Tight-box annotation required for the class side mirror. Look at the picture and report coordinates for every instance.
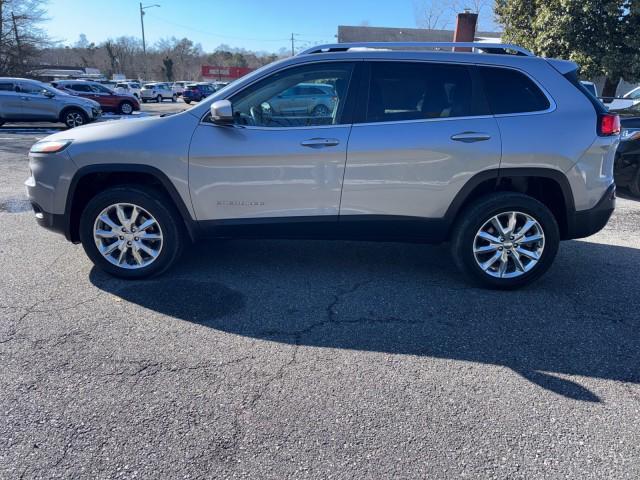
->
[210,99,234,125]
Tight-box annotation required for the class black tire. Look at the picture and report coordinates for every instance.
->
[0,121,4,128]
[312,104,331,117]
[171,95,177,103]
[79,186,184,279]
[60,108,88,129]
[450,192,560,290]
[156,95,163,103]
[184,99,191,105]
[119,101,134,115]
[142,99,148,103]
[629,165,640,197]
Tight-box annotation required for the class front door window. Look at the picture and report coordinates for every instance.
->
[230,62,354,128]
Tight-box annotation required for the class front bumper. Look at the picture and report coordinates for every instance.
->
[566,184,616,239]
[30,202,69,238]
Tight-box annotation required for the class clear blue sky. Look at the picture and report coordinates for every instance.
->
[45,0,497,54]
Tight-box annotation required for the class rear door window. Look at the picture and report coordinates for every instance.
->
[0,82,14,91]
[364,61,477,123]
[478,66,551,115]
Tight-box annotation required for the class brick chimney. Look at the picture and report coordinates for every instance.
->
[453,9,478,52]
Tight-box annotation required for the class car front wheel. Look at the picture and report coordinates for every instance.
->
[451,192,560,289]
[156,95,163,103]
[79,186,184,279]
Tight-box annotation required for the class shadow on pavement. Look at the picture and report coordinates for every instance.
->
[90,239,640,402]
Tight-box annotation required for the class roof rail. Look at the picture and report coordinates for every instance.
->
[299,42,534,57]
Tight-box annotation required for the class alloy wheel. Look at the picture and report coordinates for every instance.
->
[473,211,545,279]
[93,203,163,269]
[65,111,84,128]
[121,102,133,114]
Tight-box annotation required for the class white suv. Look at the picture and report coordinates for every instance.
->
[140,82,176,103]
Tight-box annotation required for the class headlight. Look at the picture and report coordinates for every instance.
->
[621,128,640,142]
[30,139,73,154]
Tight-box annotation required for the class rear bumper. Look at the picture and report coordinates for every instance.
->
[566,184,616,239]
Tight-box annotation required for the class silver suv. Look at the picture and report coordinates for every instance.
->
[25,43,619,288]
[140,82,176,103]
[0,77,101,128]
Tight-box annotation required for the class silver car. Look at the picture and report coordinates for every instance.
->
[140,82,176,103]
[25,42,619,288]
[0,77,101,128]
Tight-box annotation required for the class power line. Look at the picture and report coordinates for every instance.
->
[146,13,290,43]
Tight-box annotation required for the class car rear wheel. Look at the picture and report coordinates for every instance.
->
[171,95,177,103]
[156,95,163,103]
[62,109,87,129]
[119,101,134,115]
[629,165,640,197]
[184,99,191,104]
[451,192,560,289]
[312,104,331,117]
[79,186,184,279]
[142,99,148,103]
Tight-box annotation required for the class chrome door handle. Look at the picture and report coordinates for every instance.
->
[300,138,340,148]
[451,132,492,143]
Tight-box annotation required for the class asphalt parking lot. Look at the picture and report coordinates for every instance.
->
[1,121,640,478]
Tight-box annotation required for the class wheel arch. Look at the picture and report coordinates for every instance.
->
[445,168,575,240]
[64,164,198,243]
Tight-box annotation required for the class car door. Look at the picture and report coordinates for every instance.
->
[14,81,58,120]
[0,81,21,119]
[340,60,502,234]
[188,61,358,231]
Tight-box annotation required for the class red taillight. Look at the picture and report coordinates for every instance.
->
[599,113,620,136]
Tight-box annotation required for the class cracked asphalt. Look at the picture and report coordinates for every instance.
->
[1,131,640,479]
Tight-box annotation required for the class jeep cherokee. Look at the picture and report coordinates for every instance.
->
[25,42,619,289]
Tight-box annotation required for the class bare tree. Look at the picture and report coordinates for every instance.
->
[413,0,494,32]
[0,0,50,75]
[413,0,450,30]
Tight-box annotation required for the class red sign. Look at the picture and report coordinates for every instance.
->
[201,65,254,80]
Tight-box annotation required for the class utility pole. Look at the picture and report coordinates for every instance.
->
[11,11,22,68]
[139,3,146,55]
[139,3,159,79]
[290,33,299,56]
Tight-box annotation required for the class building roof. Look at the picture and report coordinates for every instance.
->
[337,25,501,44]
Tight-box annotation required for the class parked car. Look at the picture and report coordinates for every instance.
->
[52,80,140,115]
[212,81,230,91]
[580,81,597,97]
[171,81,188,96]
[615,117,640,196]
[0,77,101,128]
[25,42,619,289]
[182,83,216,104]
[268,82,337,117]
[140,83,176,103]
[115,81,141,99]
[603,86,640,111]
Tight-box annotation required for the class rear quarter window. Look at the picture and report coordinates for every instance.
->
[478,67,551,115]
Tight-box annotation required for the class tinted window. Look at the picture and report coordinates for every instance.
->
[231,62,354,128]
[479,67,550,114]
[366,62,475,123]
[0,83,14,91]
[71,84,92,93]
[20,82,46,95]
